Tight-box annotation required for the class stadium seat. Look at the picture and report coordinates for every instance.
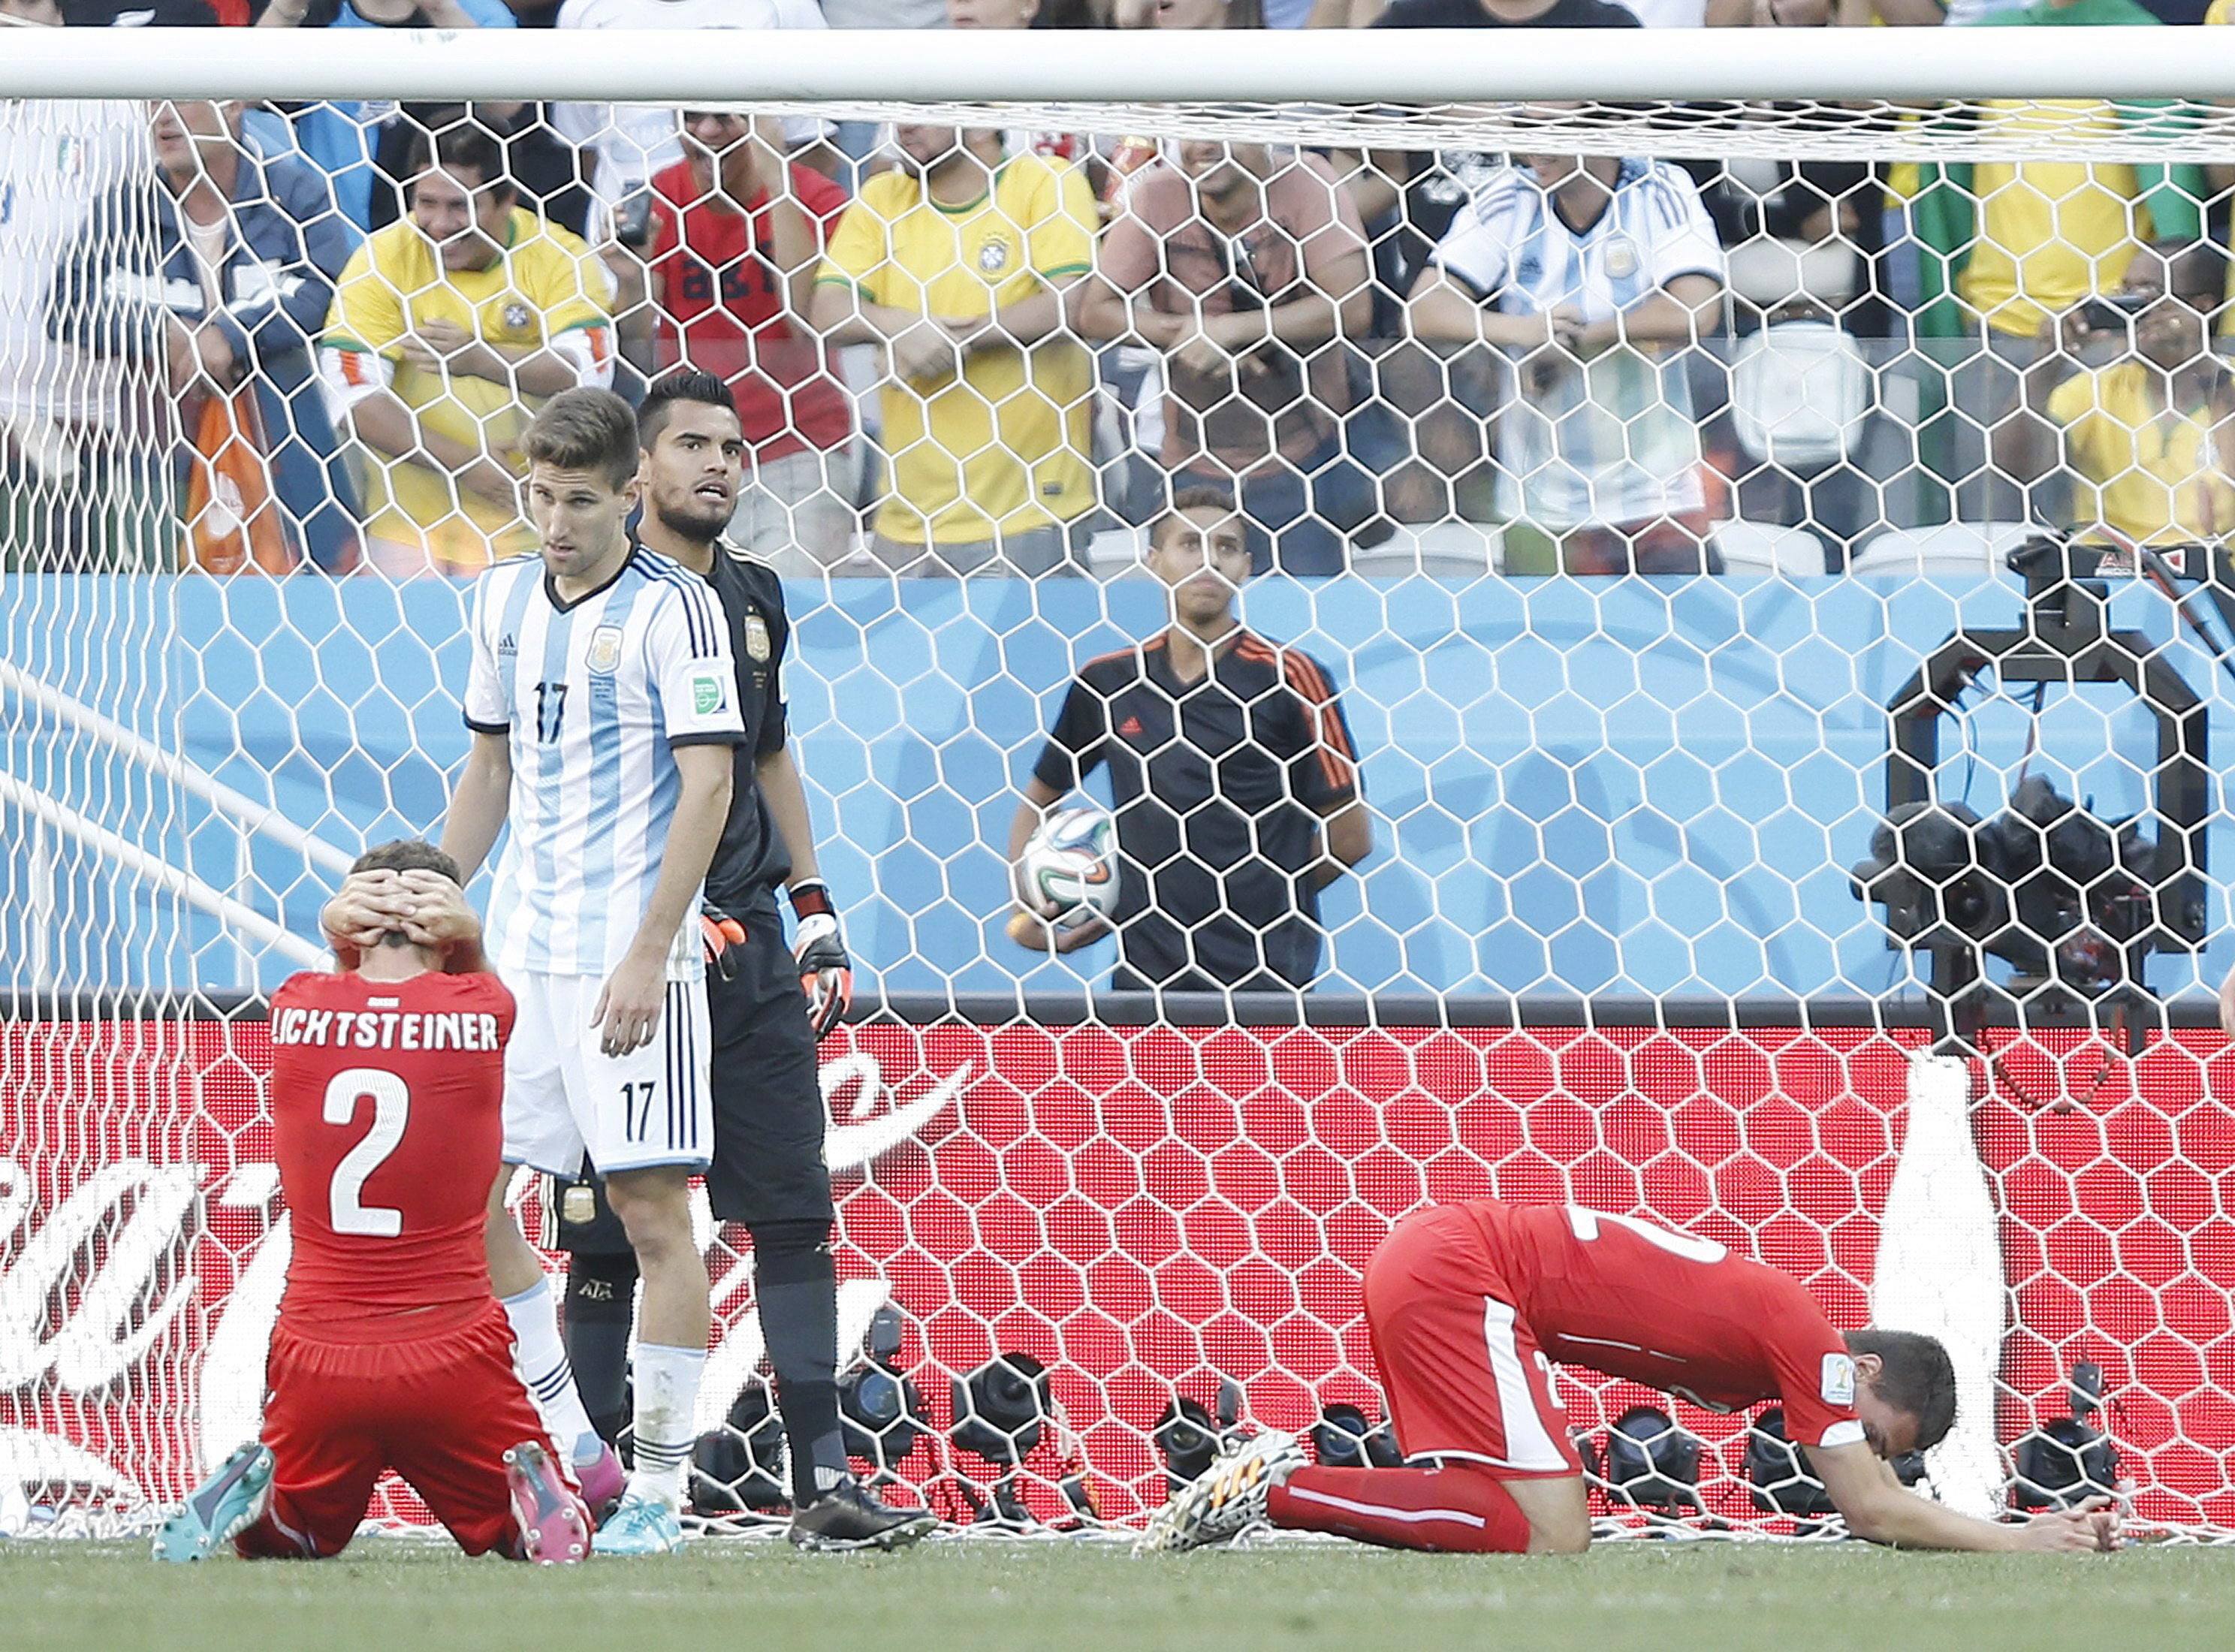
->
[1347,523,1504,579]
[831,532,885,578]
[1847,522,2036,578]
[1709,520,1828,578]
[1084,526,1154,580]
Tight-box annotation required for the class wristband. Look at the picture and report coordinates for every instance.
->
[789,879,835,922]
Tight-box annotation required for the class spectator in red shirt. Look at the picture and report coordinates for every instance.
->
[636,110,858,575]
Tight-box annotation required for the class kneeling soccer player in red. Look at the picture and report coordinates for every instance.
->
[1145,1198,2120,1557]
[152,840,593,1565]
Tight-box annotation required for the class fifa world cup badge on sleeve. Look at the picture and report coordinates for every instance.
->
[1822,1352,1856,1407]
[692,672,728,716]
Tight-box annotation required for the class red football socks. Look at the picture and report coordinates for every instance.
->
[1266,1463,1534,1554]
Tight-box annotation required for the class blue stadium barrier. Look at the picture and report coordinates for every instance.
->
[5,572,2229,1000]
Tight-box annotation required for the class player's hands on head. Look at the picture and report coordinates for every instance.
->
[593,949,667,1057]
[327,869,481,971]
[2013,1494,2123,1553]
[323,870,416,954]
[395,870,479,951]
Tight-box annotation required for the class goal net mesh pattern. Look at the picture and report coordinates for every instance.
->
[3,77,2233,1541]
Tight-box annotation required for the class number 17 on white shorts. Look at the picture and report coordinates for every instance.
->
[501,973,713,1178]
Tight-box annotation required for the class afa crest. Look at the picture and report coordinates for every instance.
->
[586,625,625,675]
[743,611,772,663]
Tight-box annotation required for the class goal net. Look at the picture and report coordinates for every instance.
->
[3,26,2232,1542]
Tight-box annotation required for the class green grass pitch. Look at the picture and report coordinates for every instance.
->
[7,1539,2233,1652]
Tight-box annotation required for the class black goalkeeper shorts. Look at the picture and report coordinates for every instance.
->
[544,910,835,1255]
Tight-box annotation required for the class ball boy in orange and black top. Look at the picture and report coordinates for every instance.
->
[1009,485,1372,993]
[152,841,592,1566]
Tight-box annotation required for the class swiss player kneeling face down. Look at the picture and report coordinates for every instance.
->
[1142,1199,2122,1558]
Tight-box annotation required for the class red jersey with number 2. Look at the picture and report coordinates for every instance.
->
[1461,1201,1864,1449]
[267,970,515,1343]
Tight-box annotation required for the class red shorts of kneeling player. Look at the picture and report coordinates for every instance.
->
[234,1303,551,1560]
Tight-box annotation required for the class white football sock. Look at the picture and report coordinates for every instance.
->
[499,1278,602,1467]
[627,1342,706,1508]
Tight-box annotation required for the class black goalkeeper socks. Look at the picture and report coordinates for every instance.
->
[750,1219,851,1508]
[563,1250,639,1448]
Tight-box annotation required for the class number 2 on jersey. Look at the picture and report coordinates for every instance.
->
[1566,1206,1729,1265]
[324,1068,409,1237]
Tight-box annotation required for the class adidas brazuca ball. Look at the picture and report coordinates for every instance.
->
[1018,807,1120,930]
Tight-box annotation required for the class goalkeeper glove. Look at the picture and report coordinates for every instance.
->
[699,900,747,982]
[787,879,852,1039]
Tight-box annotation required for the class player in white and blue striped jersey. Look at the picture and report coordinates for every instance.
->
[436,387,743,1557]
[1409,129,1725,576]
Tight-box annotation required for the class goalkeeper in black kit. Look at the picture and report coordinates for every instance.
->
[548,372,934,1551]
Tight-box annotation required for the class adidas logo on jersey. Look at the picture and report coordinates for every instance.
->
[498,633,517,657]
[1118,716,1145,737]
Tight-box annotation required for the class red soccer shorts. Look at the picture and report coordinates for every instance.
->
[1363,1204,1583,1480]
[234,1304,551,1559]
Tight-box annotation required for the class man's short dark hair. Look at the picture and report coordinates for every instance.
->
[1847,1328,1958,1452]
[638,369,739,449]
[1150,484,1246,550]
[406,122,512,198]
[523,387,641,491]
[350,838,463,885]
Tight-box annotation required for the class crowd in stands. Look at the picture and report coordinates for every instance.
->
[7,0,2235,578]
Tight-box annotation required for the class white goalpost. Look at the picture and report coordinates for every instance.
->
[2,21,2230,1544]
[9,24,2235,104]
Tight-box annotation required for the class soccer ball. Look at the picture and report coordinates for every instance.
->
[1018,807,1120,931]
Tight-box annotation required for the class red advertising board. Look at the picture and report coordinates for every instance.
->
[2,1015,2229,1530]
